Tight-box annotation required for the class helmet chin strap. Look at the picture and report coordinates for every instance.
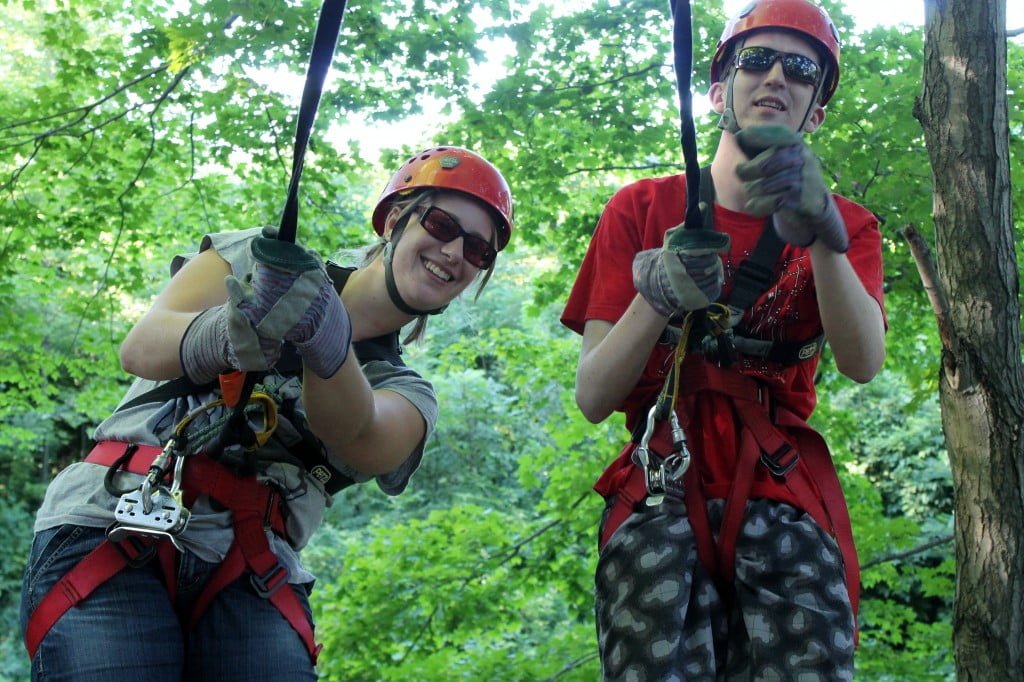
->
[382,221,448,317]
[717,39,745,134]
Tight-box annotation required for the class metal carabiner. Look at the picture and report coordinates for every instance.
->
[170,445,187,507]
[668,411,691,474]
[109,437,191,549]
[633,404,659,470]
[138,438,177,514]
[634,405,690,502]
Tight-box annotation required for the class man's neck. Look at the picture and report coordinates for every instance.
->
[709,132,749,213]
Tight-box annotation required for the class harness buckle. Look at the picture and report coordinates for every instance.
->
[760,444,799,478]
[251,562,290,598]
[109,531,159,568]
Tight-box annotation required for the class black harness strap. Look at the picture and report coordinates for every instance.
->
[324,262,404,366]
[278,0,348,244]
[671,0,704,233]
[685,166,824,365]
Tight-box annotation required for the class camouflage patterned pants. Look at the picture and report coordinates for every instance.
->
[595,498,854,681]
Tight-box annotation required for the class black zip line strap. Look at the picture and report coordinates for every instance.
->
[278,0,349,245]
[670,0,703,232]
[219,0,348,465]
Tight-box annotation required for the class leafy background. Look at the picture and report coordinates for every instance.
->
[2,0,1022,679]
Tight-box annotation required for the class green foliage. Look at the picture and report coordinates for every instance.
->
[816,371,955,677]
[4,1,1020,678]
[0,498,37,680]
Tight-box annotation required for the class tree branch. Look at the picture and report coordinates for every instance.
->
[547,62,662,94]
[544,652,601,681]
[861,533,954,570]
[900,224,958,354]
[72,65,191,348]
[568,162,685,176]
[0,64,170,143]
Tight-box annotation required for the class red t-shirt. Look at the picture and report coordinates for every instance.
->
[561,173,886,503]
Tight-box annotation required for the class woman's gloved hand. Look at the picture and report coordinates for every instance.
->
[239,236,352,379]
[179,236,352,385]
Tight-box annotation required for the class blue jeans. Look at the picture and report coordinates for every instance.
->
[20,525,318,681]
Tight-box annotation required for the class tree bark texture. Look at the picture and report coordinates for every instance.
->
[916,0,1024,679]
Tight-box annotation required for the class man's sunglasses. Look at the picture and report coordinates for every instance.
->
[733,46,821,87]
[414,206,496,269]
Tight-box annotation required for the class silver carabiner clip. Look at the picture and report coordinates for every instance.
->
[109,438,191,549]
[633,404,659,470]
[634,405,690,503]
[668,411,691,474]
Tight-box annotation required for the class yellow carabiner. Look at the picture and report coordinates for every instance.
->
[247,391,279,448]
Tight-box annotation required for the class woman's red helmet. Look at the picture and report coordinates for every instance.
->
[711,0,841,104]
[371,146,514,251]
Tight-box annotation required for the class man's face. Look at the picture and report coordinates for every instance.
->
[712,30,826,133]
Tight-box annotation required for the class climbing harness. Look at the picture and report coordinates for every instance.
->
[25,0,350,664]
[25,440,320,662]
[105,389,279,547]
[597,0,860,633]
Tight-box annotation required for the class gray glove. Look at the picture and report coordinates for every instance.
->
[178,301,281,386]
[178,238,352,384]
[632,224,730,317]
[241,237,352,379]
[734,125,849,253]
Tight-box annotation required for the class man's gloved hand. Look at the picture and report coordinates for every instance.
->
[632,224,730,318]
[734,125,849,253]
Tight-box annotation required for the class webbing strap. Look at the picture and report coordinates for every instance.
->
[24,536,175,659]
[188,506,321,662]
[278,0,348,244]
[729,218,786,314]
[228,0,350,444]
[26,442,321,663]
[595,367,861,628]
[694,164,786,313]
[670,0,703,232]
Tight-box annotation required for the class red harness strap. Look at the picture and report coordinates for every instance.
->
[593,363,861,631]
[594,441,721,586]
[24,441,322,663]
[24,528,176,659]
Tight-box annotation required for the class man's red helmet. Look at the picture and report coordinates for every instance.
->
[711,0,841,104]
[371,146,514,251]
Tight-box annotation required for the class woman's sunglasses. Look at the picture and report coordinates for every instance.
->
[733,46,821,87]
[414,206,496,269]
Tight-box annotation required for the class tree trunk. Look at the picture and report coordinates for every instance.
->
[915,0,1024,679]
